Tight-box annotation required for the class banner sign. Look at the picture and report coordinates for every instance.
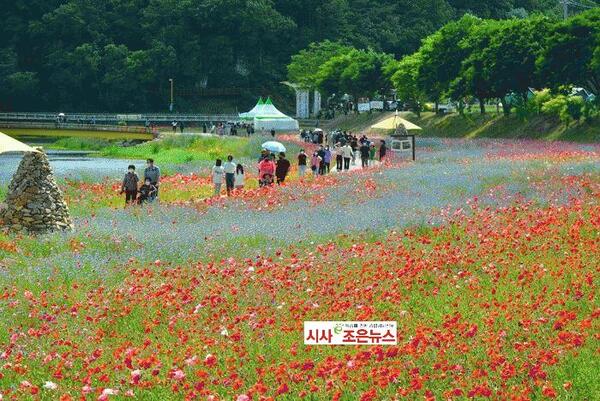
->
[304,321,397,345]
[369,101,384,110]
[357,102,371,112]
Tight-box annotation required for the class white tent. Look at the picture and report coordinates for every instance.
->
[239,97,265,120]
[252,97,299,132]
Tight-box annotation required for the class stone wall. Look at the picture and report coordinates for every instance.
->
[0,151,73,234]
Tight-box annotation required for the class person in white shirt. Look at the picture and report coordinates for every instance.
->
[342,144,353,171]
[234,164,245,189]
[212,159,224,196]
[223,155,237,196]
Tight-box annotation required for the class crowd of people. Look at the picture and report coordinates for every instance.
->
[120,129,387,205]
[301,129,387,171]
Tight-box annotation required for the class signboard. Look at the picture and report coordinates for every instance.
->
[391,139,412,152]
[390,134,416,161]
[369,101,384,110]
[357,102,371,113]
[304,321,397,345]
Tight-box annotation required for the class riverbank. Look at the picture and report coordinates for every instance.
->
[322,111,599,142]
[1,127,152,141]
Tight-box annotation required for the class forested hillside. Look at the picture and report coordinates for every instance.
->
[0,0,581,112]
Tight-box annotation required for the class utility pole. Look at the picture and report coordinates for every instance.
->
[169,78,174,112]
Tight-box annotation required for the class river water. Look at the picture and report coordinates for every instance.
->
[0,150,140,187]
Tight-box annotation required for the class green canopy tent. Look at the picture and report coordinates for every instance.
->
[239,97,265,121]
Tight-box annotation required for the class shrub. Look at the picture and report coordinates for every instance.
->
[533,89,552,114]
[566,96,584,122]
[513,97,537,121]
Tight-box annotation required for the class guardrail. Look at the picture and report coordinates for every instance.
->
[0,121,156,136]
[0,112,241,123]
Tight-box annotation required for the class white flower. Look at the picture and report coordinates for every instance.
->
[102,388,119,396]
[220,328,229,336]
[43,381,58,390]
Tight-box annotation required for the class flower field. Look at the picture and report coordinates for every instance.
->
[0,138,598,400]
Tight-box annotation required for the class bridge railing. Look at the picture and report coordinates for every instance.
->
[0,121,156,135]
[0,112,241,123]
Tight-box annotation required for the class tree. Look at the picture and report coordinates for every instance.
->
[417,14,481,109]
[287,41,353,88]
[538,8,600,95]
[388,53,427,117]
[315,48,394,107]
[449,20,504,114]
[4,72,40,110]
[481,16,552,113]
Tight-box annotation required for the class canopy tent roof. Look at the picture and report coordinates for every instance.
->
[371,115,422,132]
[254,97,290,119]
[0,132,39,154]
[239,97,265,120]
[241,97,296,120]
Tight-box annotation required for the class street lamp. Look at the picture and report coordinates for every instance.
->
[169,78,174,112]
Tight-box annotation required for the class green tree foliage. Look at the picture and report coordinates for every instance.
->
[417,14,481,106]
[287,41,353,88]
[0,0,578,111]
[538,8,600,95]
[449,20,503,114]
[388,53,427,116]
[315,48,394,103]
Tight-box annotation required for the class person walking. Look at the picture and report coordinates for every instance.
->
[171,121,177,133]
[317,146,326,175]
[179,121,185,133]
[360,142,370,169]
[335,145,343,171]
[223,155,237,196]
[298,149,308,178]
[311,151,321,176]
[323,146,332,174]
[271,128,276,138]
[350,136,358,165]
[379,140,387,161]
[342,143,353,171]
[144,159,160,199]
[212,159,225,196]
[369,144,376,166]
[121,165,139,205]
[275,152,291,185]
[234,164,245,189]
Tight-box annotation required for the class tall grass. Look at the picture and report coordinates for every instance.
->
[100,135,298,164]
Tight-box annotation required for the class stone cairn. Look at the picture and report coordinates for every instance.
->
[0,151,73,234]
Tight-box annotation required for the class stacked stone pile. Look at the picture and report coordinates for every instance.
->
[0,151,73,234]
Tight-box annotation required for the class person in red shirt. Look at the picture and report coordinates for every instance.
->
[258,154,276,187]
